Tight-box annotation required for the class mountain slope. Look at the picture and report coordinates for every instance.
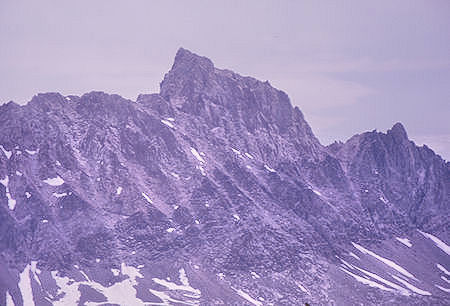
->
[0,48,449,305]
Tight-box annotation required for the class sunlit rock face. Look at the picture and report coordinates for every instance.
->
[0,48,448,305]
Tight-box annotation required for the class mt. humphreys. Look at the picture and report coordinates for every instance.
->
[0,48,449,305]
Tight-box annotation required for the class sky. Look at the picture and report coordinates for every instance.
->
[1,0,449,159]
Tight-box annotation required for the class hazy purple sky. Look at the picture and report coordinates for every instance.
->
[1,1,449,159]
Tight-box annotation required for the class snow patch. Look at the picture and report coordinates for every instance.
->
[111,268,120,276]
[396,237,412,248]
[340,267,393,292]
[152,268,201,296]
[352,242,417,280]
[52,192,67,198]
[437,264,450,276]
[391,275,431,296]
[349,252,360,260]
[19,264,35,306]
[166,228,175,233]
[196,165,206,176]
[141,192,153,203]
[312,189,322,196]
[25,192,31,199]
[161,119,175,129]
[435,285,450,293]
[351,265,410,296]
[41,219,48,223]
[231,148,241,155]
[418,230,450,255]
[0,145,12,159]
[250,271,260,279]
[190,148,205,163]
[116,186,122,195]
[295,281,310,294]
[25,149,37,155]
[51,262,146,306]
[264,164,276,172]
[15,170,23,176]
[6,291,14,306]
[43,176,64,186]
[233,288,262,306]
[244,152,254,159]
[0,176,16,210]
[379,196,388,204]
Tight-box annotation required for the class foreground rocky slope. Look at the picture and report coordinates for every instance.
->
[0,48,448,305]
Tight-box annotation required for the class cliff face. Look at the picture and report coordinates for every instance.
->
[0,48,448,305]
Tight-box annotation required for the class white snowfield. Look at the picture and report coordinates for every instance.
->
[18,262,199,306]
[396,237,412,248]
[418,230,450,255]
[50,263,146,306]
[43,176,65,186]
[190,147,205,163]
[352,242,417,280]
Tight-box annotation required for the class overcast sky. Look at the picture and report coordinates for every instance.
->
[1,1,449,159]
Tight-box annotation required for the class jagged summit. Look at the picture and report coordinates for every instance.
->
[171,47,215,72]
[387,121,408,140]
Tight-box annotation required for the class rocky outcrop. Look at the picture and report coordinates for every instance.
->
[0,48,448,305]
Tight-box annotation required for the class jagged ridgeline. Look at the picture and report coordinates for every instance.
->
[0,48,449,305]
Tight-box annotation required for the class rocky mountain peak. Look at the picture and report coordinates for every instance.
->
[387,121,408,141]
[172,47,215,72]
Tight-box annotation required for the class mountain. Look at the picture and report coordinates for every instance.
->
[0,48,449,305]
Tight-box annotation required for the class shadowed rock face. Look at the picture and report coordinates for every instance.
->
[0,48,449,305]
